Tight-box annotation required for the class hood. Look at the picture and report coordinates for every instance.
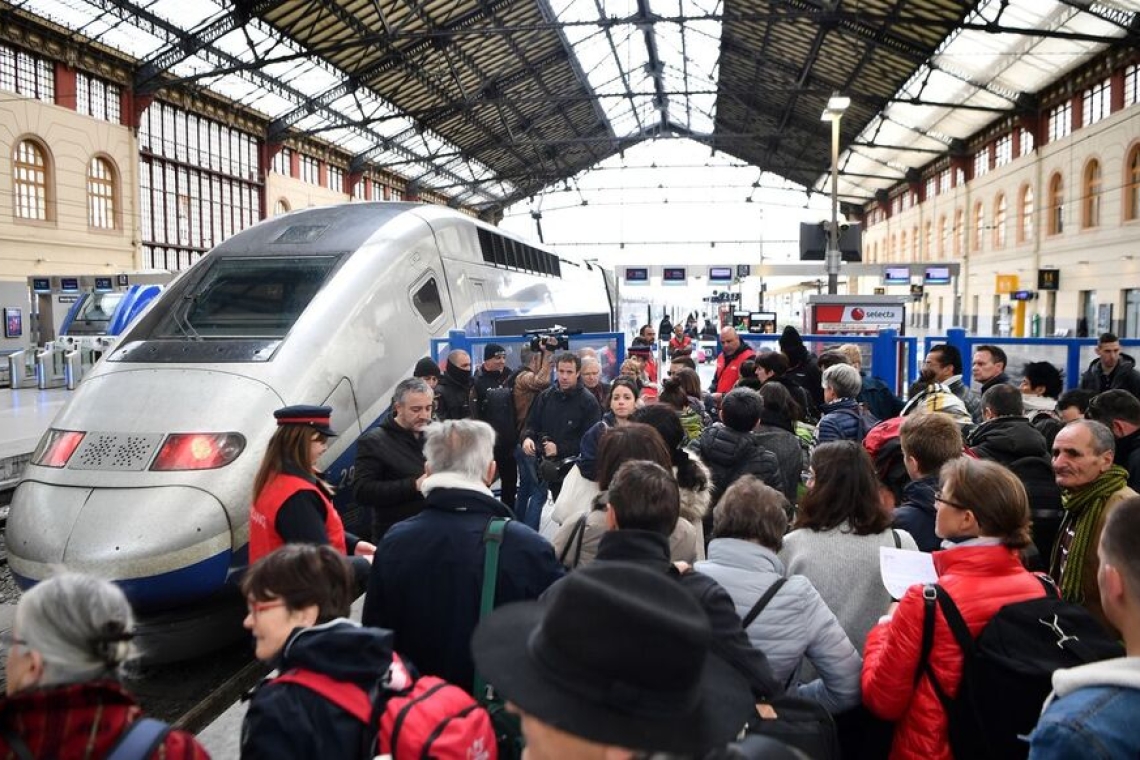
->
[698,423,757,468]
[1086,353,1137,374]
[281,619,395,685]
[1052,657,1140,698]
[901,476,938,515]
[704,537,785,576]
[967,416,1049,460]
[425,485,511,517]
[678,452,713,522]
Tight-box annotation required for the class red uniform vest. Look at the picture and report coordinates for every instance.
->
[714,347,756,394]
[250,473,347,564]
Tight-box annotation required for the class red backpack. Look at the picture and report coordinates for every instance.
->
[274,655,497,760]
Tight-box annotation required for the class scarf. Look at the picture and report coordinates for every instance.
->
[1053,465,1128,602]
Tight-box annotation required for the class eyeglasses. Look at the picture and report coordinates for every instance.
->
[0,630,28,654]
[934,490,970,511]
[246,599,286,618]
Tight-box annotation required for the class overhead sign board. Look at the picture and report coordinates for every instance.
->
[995,274,1019,294]
[1038,269,1060,291]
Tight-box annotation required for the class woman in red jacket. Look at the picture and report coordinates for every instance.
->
[861,457,1044,760]
[250,405,374,585]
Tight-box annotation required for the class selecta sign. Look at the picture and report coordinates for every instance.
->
[813,304,905,334]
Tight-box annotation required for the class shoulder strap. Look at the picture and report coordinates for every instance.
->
[1036,572,1060,598]
[934,586,974,653]
[918,585,950,709]
[557,512,588,568]
[106,718,173,760]
[742,577,788,628]
[274,669,372,723]
[0,726,36,760]
[475,517,509,697]
[892,529,901,549]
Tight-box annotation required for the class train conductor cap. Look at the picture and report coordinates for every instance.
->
[273,405,337,437]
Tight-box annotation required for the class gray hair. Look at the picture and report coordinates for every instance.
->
[15,573,134,686]
[823,363,862,399]
[393,376,433,406]
[1073,419,1116,456]
[424,419,496,480]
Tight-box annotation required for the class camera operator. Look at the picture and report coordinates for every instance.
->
[513,340,555,529]
[519,351,602,531]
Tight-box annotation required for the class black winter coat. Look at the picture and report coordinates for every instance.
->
[352,417,426,540]
[1114,429,1140,492]
[1079,353,1140,396]
[966,415,1050,463]
[241,621,393,760]
[436,373,474,420]
[696,423,786,503]
[522,383,602,458]
[361,486,563,690]
[589,530,780,699]
[893,475,939,552]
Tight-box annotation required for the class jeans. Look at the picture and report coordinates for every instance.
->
[514,444,546,531]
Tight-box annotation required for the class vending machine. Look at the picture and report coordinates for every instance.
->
[805,295,909,336]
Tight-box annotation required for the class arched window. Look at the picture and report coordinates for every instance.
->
[87,157,116,229]
[1018,184,1034,243]
[890,233,897,262]
[13,139,50,221]
[911,225,919,260]
[953,208,964,256]
[1126,145,1140,222]
[1048,173,1064,235]
[994,194,1007,249]
[1082,159,1102,228]
[973,201,985,252]
[274,198,291,216]
[938,216,948,258]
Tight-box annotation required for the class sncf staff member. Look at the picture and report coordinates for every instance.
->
[711,326,755,396]
[250,405,375,586]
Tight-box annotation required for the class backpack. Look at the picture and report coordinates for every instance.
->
[274,654,497,760]
[919,576,1124,760]
[480,370,519,446]
[829,405,877,443]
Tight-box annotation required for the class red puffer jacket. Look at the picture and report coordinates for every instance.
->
[862,544,1045,760]
[0,680,209,759]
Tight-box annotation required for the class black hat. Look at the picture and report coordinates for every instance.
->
[273,405,337,437]
[413,356,441,379]
[483,343,507,362]
[471,562,754,754]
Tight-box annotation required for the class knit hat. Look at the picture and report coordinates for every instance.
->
[484,343,507,361]
[413,356,441,379]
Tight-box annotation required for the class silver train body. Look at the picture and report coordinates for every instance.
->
[8,202,612,655]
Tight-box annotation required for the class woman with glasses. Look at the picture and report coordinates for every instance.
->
[241,544,394,759]
[250,404,374,587]
[861,457,1045,760]
[0,573,209,758]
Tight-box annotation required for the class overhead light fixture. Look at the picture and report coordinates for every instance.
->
[820,94,850,121]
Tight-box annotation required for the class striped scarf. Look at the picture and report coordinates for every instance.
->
[1052,465,1129,602]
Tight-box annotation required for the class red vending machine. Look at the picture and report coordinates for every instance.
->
[805,295,909,336]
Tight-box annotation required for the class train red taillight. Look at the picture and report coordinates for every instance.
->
[32,430,85,468]
[150,433,245,471]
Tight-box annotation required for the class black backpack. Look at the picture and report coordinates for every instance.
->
[480,369,519,446]
[919,576,1124,760]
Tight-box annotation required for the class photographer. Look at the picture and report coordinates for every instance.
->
[513,341,555,528]
[520,351,602,530]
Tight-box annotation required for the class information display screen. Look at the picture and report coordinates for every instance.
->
[32,278,50,293]
[924,266,951,285]
[624,267,649,282]
[662,267,686,282]
[709,266,733,281]
[60,278,80,292]
[94,277,113,291]
[883,267,910,285]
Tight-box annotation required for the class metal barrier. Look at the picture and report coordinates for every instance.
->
[5,350,34,389]
[35,342,67,390]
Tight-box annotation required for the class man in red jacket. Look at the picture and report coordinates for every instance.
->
[711,326,755,396]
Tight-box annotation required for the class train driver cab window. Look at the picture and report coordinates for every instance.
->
[66,291,126,335]
[150,255,341,339]
[412,276,444,324]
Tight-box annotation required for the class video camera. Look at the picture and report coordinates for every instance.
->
[524,326,579,353]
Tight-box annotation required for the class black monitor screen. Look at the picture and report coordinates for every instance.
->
[625,267,649,282]
[924,266,952,285]
[32,278,50,293]
[662,267,686,282]
[884,267,910,285]
[60,278,80,292]
[709,267,733,281]
[94,277,113,291]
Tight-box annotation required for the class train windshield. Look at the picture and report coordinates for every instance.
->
[150,256,340,339]
[64,292,126,335]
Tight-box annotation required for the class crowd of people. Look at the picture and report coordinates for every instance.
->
[4,324,1140,760]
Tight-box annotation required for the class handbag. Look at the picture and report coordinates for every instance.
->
[549,464,600,526]
[747,696,840,760]
[475,517,525,760]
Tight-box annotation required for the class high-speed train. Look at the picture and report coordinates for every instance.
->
[7,202,614,659]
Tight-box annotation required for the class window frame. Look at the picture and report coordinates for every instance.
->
[1082,159,1102,229]
[87,155,118,230]
[13,137,51,222]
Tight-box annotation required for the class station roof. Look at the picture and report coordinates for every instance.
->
[8,0,1140,213]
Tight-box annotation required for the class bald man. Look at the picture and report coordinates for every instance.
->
[436,349,474,420]
[711,327,755,395]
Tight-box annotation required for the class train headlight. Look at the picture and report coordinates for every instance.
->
[32,429,86,468]
[150,433,246,471]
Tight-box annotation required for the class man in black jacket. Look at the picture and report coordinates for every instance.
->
[573,459,779,700]
[435,349,474,420]
[472,343,517,507]
[1087,389,1140,491]
[1080,333,1140,399]
[362,419,562,690]
[352,377,433,540]
[520,352,601,520]
[971,344,1013,395]
[697,388,786,503]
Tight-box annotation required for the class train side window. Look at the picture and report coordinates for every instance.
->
[412,277,444,324]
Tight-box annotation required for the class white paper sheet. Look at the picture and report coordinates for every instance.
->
[880,546,937,600]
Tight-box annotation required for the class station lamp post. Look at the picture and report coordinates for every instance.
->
[820,94,850,295]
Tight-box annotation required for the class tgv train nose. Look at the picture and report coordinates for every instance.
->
[7,482,233,611]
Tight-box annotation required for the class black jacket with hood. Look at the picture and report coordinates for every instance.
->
[1079,353,1140,396]
[697,423,786,503]
[892,475,939,552]
[352,416,426,540]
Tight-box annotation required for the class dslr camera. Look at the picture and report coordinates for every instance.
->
[525,326,574,353]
